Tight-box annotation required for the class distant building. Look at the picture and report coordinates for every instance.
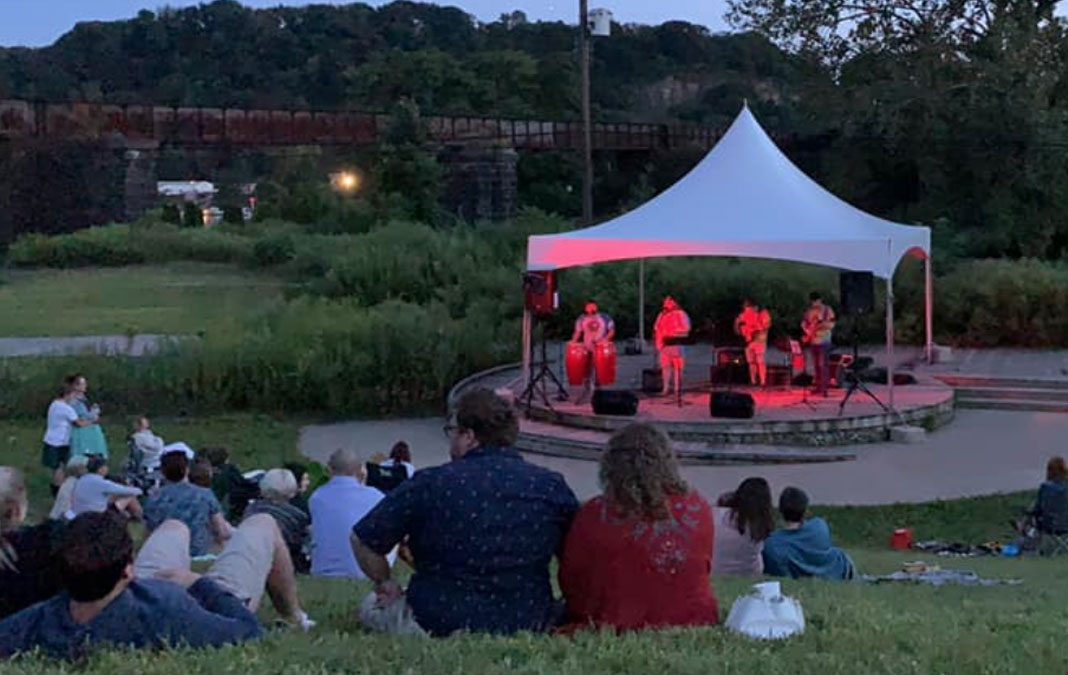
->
[156,181,256,226]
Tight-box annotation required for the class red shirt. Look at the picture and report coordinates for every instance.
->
[559,491,719,632]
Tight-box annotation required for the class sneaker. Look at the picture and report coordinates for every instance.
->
[275,610,316,632]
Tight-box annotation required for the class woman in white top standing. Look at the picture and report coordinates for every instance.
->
[42,383,94,496]
[712,477,775,577]
[380,441,416,479]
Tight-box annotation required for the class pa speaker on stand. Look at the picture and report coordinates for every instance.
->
[839,271,874,316]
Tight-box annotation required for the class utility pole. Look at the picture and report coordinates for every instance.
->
[579,0,594,224]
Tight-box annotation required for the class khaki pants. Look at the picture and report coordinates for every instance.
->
[135,515,277,610]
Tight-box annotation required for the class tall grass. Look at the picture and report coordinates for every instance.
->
[0,297,519,419]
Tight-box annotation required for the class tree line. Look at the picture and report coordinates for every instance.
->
[1,0,1067,259]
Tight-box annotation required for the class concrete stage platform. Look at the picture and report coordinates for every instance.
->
[453,347,956,465]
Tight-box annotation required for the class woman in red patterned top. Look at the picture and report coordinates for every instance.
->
[559,423,718,632]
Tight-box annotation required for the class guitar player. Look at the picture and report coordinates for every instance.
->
[734,299,772,387]
[800,292,836,397]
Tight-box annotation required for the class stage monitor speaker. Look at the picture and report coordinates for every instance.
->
[840,271,874,316]
[710,391,755,419]
[767,365,792,387]
[523,271,556,316]
[592,389,639,416]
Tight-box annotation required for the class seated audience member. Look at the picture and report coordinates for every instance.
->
[713,477,775,577]
[283,462,312,515]
[144,450,233,557]
[204,447,260,521]
[130,416,165,470]
[49,456,89,520]
[69,457,143,519]
[352,388,579,637]
[762,487,855,581]
[309,449,389,578]
[0,511,294,660]
[381,441,416,478]
[246,469,311,574]
[559,423,718,632]
[189,457,214,489]
[1028,456,1068,534]
[0,468,67,620]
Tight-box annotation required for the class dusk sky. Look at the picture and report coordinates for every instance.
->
[0,0,732,47]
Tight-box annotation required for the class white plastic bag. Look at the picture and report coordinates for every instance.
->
[725,581,805,640]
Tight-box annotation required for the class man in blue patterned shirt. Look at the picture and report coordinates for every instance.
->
[352,388,579,636]
[144,451,233,556]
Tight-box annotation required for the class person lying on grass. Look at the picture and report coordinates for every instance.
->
[0,509,314,660]
[762,486,855,581]
[351,388,579,636]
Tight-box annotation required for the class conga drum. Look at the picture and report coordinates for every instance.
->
[565,342,591,386]
[593,341,617,386]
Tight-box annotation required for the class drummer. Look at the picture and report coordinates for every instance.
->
[571,301,616,402]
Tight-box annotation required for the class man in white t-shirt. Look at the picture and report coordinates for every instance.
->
[309,448,393,578]
[42,386,93,496]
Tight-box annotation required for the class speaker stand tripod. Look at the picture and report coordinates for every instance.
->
[838,321,889,416]
[521,321,568,415]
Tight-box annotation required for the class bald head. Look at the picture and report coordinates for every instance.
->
[328,448,363,478]
[0,467,28,532]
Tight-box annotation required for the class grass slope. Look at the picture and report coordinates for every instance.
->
[0,415,1054,674]
[0,263,286,337]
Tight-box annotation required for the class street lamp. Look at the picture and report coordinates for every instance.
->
[579,4,613,224]
[330,170,361,194]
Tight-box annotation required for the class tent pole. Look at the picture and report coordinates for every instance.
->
[638,258,645,348]
[924,255,933,364]
[521,308,532,391]
[886,272,895,412]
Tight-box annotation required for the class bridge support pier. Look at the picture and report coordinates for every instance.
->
[440,146,518,222]
[123,143,160,222]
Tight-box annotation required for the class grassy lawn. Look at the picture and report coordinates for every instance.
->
[0,414,1057,674]
[0,263,287,337]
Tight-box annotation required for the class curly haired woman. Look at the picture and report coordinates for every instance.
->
[558,423,718,632]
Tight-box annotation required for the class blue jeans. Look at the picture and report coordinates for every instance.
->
[809,344,830,394]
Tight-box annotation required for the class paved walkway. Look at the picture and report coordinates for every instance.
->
[0,334,190,357]
[299,409,1068,506]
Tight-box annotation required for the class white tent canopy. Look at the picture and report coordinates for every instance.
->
[528,106,930,277]
[524,105,934,410]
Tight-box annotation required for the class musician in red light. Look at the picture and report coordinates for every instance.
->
[571,302,616,402]
[653,296,691,398]
[734,299,772,387]
[801,292,837,397]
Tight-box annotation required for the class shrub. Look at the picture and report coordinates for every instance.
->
[929,259,1068,347]
[8,223,253,268]
[252,234,297,267]
[161,204,182,225]
[182,202,203,228]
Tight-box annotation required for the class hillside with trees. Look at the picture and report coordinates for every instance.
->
[1,0,1067,259]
